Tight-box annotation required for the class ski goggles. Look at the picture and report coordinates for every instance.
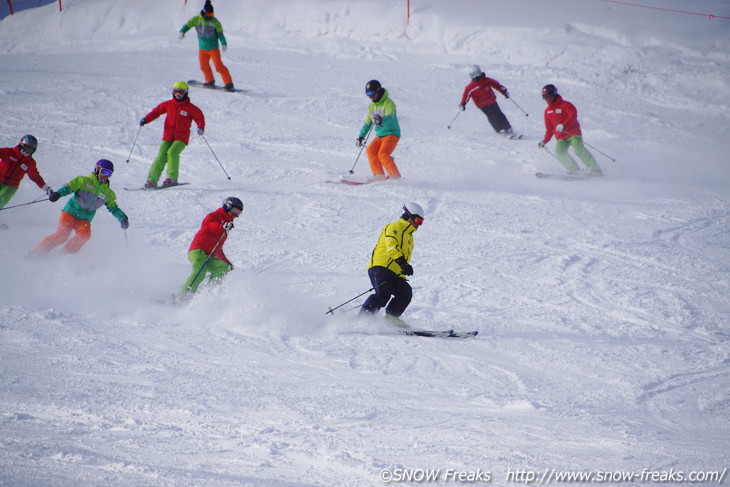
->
[366,90,376,97]
[412,216,424,227]
[229,208,242,217]
[19,144,36,156]
[98,167,113,177]
[173,89,188,98]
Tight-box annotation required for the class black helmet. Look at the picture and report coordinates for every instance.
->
[542,84,558,100]
[222,196,243,212]
[19,134,38,155]
[201,0,214,16]
[365,80,381,96]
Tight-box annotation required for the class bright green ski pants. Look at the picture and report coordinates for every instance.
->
[554,136,601,173]
[147,140,187,184]
[0,184,19,209]
[181,248,230,294]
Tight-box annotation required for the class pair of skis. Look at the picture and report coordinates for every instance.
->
[124,182,190,192]
[399,329,478,339]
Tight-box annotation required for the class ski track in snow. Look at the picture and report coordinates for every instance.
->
[1,0,729,485]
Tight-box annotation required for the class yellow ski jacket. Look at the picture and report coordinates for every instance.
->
[368,218,416,276]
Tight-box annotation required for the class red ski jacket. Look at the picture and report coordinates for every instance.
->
[0,146,47,190]
[460,76,507,109]
[143,97,205,145]
[542,95,582,143]
[189,207,233,264]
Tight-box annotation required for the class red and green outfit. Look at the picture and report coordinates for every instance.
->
[182,207,234,294]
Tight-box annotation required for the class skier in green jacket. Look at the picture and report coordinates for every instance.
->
[179,0,235,92]
[30,159,128,256]
[356,80,402,181]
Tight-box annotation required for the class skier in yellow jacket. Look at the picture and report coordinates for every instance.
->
[360,202,424,320]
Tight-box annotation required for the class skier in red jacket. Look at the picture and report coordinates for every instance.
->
[538,84,602,176]
[139,81,205,189]
[180,196,243,296]
[459,65,515,138]
[0,135,53,210]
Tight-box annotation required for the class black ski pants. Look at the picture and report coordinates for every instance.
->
[360,266,412,317]
[480,102,512,133]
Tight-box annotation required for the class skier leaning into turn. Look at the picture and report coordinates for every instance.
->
[180,196,243,296]
[538,84,602,176]
[30,159,128,256]
[359,202,425,325]
[459,65,515,138]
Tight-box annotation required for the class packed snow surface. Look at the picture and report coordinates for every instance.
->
[1,0,729,485]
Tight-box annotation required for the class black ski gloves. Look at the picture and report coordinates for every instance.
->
[48,191,61,202]
[395,257,413,276]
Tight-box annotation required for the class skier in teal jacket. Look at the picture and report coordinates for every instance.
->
[356,80,402,181]
[31,159,128,256]
[179,0,235,91]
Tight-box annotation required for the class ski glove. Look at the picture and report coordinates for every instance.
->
[538,141,546,149]
[139,118,147,126]
[48,191,61,202]
[356,137,365,147]
[395,257,413,276]
[222,45,227,52]
[179,32,185,40]
[44,185,54,196]
[120,219,129,230]
[372,114,382,126]
[223,221,234,234]
[227,262,234,271]
[458,104,466,111]
[502,89,510,99]
[556,124,565,132]
[197,127,204,136]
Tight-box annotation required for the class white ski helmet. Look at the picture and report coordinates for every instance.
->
[402,202,425,220]
[467,64,482,80]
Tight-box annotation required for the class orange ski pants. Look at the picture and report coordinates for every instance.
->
[366,135,401,178]
[33,211,92,255]
[199,49,233,85]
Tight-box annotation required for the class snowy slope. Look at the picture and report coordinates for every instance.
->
[1,0,729,486]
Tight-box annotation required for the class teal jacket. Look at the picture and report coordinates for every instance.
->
[180,14,227,51]
[358,89,400,139]
[56,173,127,223]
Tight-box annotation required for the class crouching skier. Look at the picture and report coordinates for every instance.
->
[359,202,425,326]
[180,196,243,298]
[30,159,128,256]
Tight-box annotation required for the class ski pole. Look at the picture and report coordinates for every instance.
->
[0,196,47,212]
[349,124,374,174]
[541,145,561,162]
[200,133,232,180]
[326,287,373,315]
[447,109,462,130]
[185,232,227,293]
[581,139,616,162]
[126,125,142,163]
[325,280,388,315]
[563,130,616,162]
[508,97,529,117]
